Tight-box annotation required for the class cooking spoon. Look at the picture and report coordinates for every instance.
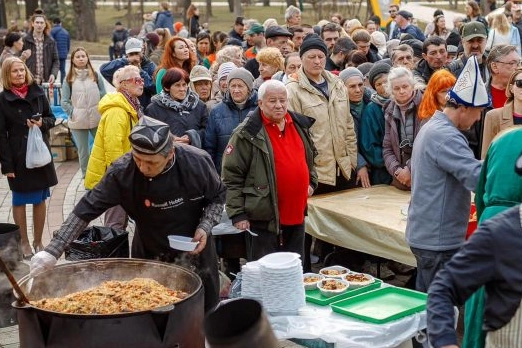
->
[0,255,30,304]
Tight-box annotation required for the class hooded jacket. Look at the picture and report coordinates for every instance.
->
[286,68,357,186]
[84,92,139,189]
[204,90,258,173]
[155,10,174,35]
[221,108,317,234]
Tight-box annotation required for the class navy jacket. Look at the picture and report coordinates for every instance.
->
[428,205,522,347]
[155,11,174,35]
[204,91,258,173]
[50,25,70,60]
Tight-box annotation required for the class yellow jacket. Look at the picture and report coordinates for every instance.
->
[84,92,139,189]
[286,68,357,186]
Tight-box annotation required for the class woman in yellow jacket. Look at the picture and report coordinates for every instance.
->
[85,65,143,230]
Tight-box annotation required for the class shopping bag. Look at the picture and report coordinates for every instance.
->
[64,226,129,260]
[26,126,52,169]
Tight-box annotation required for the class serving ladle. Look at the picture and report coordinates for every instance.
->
[0,255,30,304]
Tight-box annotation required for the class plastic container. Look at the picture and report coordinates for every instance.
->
[168,235,199,252]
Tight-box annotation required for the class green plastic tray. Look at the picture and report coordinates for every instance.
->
[329,287,427,324]
[305,279,381,306]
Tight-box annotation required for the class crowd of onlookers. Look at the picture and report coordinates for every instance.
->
[4,0,522,346]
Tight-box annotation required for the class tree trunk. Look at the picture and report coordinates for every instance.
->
[25,0,39,19]
[206,0,213,19]
[262,0,269,6]
[286,0,296,7]
[71,0,98,41]
[0,0,7,28]
[233,0,242,17]
[227,0,234,13]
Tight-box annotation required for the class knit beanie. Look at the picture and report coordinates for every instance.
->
[368,62,391,90]
[339,67,364,83]
[299,33,328,58]
[218,62,236,81]
[357,62,374,78]
[227,68,254,91]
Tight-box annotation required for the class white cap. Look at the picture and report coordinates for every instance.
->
[125,38,143,54]
[447,55,490,108]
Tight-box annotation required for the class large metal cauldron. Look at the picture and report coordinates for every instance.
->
[13,258,204,348]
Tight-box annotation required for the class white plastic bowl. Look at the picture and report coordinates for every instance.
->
[316,278,350,297]
[258,252,300,269]
[303,273,325,291]
[167,235,198,252]
[343,272,375,288]
[319,265,350,278]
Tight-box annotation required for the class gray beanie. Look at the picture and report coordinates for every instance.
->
[368,62,391,89]
[218,62,236,82]
[339,67,364,83]
[227,68,254,91]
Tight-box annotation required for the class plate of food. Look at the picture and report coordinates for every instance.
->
[319,265,350,278]
[344,272,375,288]
[303,273,325,291]
[316,278,350,298]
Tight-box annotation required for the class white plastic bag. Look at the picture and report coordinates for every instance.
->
[26,126,52,169]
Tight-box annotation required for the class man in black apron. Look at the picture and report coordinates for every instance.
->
[31,116,225,311]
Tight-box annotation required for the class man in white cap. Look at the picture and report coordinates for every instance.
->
[100,37,157,107]
[406,55,489,293]
[30,116,226,311]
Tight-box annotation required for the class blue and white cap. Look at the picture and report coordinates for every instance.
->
[129,116,171,154]
[447,55,491,108]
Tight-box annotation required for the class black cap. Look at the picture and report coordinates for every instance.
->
[265,26,293,39]
[299,33,328,57]
[129,116,171,155]
[397,10,413,19]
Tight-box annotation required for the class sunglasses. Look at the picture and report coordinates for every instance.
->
[125,77,145,85]
[514,79,522,88]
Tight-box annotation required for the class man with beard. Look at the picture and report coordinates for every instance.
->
[447,21,488,159]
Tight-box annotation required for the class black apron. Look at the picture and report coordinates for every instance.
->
[128,166,220,311]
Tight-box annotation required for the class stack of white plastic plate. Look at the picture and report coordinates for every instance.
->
[258,252,305,315]
[241,261,263,302]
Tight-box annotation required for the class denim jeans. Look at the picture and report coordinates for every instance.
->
[410,247,460,292]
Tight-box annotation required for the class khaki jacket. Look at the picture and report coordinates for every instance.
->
[481,101,515,159]
[286,68,357,186]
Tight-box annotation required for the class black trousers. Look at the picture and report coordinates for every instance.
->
[246,223,305,263]
[303,171,357,272]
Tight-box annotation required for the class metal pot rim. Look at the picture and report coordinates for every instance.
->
[15,258,202,318]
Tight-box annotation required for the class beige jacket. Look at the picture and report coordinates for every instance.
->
[286,68,357,186]
[482,101,515,159]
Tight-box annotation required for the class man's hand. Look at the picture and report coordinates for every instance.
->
[191,228,207,255]
[30,251,57,277]
[356,166,371,188]
[308,185,314,197]
[233,220,250,231]
[174,135,190,144]
[6,173,15,178]
[48,74,55,84]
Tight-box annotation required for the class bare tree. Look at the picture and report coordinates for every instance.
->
[206,0,213,20]
[25,0,39,19]
[71,0,97,41]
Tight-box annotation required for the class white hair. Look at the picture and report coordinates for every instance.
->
[385,66,415,96]
[258,79,287,100]
[285,5,301,21]
[113,65,140,90]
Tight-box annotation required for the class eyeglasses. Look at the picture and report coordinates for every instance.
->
[125,77,145,85]
[496,60,522,67]
[514,79,522,88]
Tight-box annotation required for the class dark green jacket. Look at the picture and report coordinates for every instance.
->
[222,107,318,234]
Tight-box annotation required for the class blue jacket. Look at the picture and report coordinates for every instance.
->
[155,11,174,35]
[50,25,70,59]
[204,91,258,173]
[99,57,156,108]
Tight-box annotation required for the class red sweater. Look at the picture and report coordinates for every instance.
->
[261,111,309,225]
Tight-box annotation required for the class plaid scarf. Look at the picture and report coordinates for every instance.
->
[120,89,143,118]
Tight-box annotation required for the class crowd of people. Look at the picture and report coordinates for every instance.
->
[2,0,522,345]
